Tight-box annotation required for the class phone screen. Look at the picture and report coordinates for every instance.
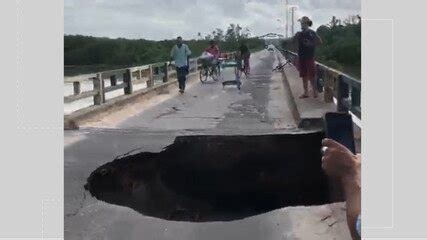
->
[324,113,356,154]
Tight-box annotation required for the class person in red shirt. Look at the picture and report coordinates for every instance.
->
[205,40,221,62]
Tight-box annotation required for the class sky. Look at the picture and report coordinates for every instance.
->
[65,0,361,40]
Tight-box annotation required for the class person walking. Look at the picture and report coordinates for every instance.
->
[239,42,251,75]
[293,16,322,98]
[170,36,192,94]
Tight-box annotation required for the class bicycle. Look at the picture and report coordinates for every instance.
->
[234,57,249,80]
[272,59,292,72]
[199,60,220,83]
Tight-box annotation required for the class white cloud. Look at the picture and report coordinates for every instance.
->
[65,0,361,40]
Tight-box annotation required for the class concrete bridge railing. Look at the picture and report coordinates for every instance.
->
[64,53,236,129]
[64,59,198,106]
[64,52,237,108]
[282,50,361,119]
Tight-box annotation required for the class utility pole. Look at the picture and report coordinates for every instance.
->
[284,0,289,39]
[289,6,297,37]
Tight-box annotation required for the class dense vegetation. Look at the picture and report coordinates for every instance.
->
[281,15,361,78]
[65,17,361,78]
[64,24,264,75]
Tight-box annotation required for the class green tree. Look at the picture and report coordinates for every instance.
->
[64,23,264,76]
[280,15,361,78]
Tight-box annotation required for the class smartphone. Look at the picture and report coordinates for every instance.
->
[324,112,356,154]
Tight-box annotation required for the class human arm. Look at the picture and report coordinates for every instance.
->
[292,32,300,43]
[170,46,175,62]
[301,31,322,47]
[186,45,192,66]
[322,138,361,240]
[343,164,361,240]
[186,45,192,57]
[314,32,322,46]
[289,32,300,51]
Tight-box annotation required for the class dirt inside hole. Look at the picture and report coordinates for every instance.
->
[84,132,330,222]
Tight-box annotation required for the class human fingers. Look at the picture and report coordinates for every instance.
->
[322,138,347,151]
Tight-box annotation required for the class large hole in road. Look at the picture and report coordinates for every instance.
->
[84,132,330,222]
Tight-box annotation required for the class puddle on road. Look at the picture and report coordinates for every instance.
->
[84,132,331,222]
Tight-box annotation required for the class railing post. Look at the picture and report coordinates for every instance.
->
[351,86,361,118]
[193,58,199,72]
[188,59,193,73]
[123,69,133,95]
[163,62,169,83]
[110,75,117,86]
[336,75,350,112]
[323,69,334,103]
[352,88,360,107]
[93,73,105,105]
[73,81,81,95]
[315,64,324,94]
[147,65,154,88]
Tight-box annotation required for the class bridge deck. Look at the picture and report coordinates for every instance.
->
[77,50,296,132]
[281,60,336,127]
[64,50,351,240]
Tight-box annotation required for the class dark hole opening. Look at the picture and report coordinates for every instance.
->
[84,132,331,222]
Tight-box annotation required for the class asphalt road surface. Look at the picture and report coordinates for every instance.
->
[64,50,350,240]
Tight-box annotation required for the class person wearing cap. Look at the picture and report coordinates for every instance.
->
[293,16,322,98]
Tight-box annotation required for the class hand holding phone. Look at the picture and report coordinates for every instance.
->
[323,112,356,154]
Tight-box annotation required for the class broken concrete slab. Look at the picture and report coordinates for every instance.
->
[66,198,351,240]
